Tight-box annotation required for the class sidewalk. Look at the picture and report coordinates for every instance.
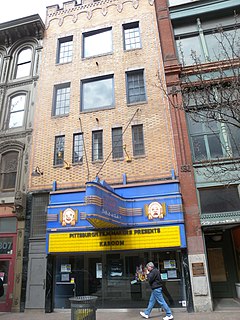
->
[0,309,240,320]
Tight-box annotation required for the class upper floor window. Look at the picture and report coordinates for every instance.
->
[83,28,112,58]
[53,83,70,116]
[81,75,114,111]
[57,36,73,64]
[187,111,240,162]
[176,19,239,66]
[123,22,141,50]
[132,124,145,156]
[126,69,146,104]
[54,135,65,166]
[199,186,240,214]
[112,127,123,159]
[31,193,49,238]
[0,151,18,191]
[73,133,83,164]
[15,48,32,79]
[92,130,103,161]
[8,94,26,129]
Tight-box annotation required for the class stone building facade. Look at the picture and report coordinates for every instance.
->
[0,15,44,312]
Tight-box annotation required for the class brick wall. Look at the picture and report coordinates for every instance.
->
[29,0,177,191]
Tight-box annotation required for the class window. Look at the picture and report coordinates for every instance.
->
[92,130,103,161]
[15,47,32,79]
[81,75,114,111]
[54,136,65,165]
[8,94,26,128]
[187,111,240,162]
[123,22,141,50]
[199,186,240,214]
[83,28,112,58]
[73,133,83,163]
[205,29,239,61]
[53,83,70,116]
[132,125,145,156]
[0,151,18,191]
[57,36,73,64]
[175,19,240,66]
[31,193,49,237]
[126,70,146,104]
[112,128,123,159]
[176,36,204,66]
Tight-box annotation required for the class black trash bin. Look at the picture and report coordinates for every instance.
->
[69,296,98,320]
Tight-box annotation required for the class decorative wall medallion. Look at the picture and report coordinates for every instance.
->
[145,202,166,220]
[60,208,78,226]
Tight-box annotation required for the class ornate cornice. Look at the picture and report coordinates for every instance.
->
[46,0,154,28]
[201,210,240,226]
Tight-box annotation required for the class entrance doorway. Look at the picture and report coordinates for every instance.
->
[52,249,185,309]
[0,259,14,312]
[206,229,238,298]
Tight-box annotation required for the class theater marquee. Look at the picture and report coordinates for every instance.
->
[47,225,185,253]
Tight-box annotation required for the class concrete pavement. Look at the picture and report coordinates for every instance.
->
[0,309,240,320]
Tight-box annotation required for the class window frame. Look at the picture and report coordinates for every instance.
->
[92,130,103,162]
[187,110,240,162]
[112,127,124,159]
[52,82,71,116]
[81,74,115,112]
[123,21,141,51]
[54,135,65,166]
[126,69,146,105]
[0,151,19,192]
[14,47,33,79]
[82,27,113,58]
[73,133,84,164]
[56,36,73,64]
[132,124,145,156]
[7,93,27,129]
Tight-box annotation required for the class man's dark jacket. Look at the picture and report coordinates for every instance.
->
[147,267,163,290]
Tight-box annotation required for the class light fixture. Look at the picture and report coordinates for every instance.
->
[123,145,132,162]
[211,234,223,242]
[32,166,43,176]
[64,160,71,170]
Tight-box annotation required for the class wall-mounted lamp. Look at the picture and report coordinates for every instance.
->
[211,234,223,242]
[64,160,71,170]
[123,145,132,163]
[32,166,43,176]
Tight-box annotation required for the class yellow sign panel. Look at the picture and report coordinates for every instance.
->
[48,226,181,253]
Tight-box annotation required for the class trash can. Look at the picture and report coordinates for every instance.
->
[69,296,98,320]
[235,283,240,299]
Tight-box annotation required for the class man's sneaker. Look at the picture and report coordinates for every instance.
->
[163,315,173,320]
[140,311,149,319]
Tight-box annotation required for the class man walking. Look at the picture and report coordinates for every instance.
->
[140,262,173,320]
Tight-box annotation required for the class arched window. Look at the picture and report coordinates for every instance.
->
[15,47,32,79]
[0,151,18,191]
[8,94,26,128]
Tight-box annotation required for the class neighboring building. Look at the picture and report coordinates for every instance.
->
[26,0,196,312]
[156,0,240,311]
[0,15,44,312]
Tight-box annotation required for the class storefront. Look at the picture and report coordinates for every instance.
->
[0,211,17,312]
[46,179,188,310]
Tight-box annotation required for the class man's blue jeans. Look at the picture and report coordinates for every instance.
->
[144,287,172,316]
